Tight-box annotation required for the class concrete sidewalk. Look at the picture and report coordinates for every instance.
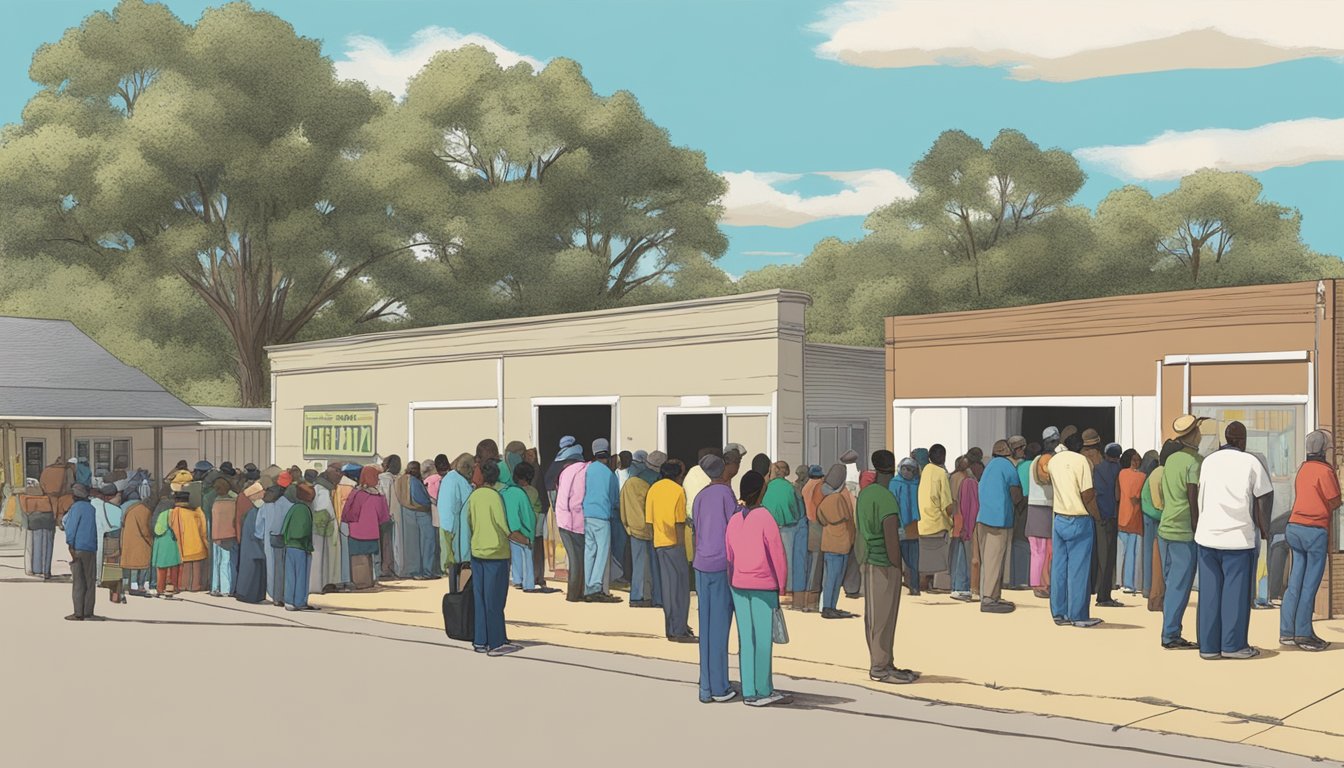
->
[308,575,1344,762]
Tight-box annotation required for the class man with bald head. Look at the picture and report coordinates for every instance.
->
[1195,421,1271,659]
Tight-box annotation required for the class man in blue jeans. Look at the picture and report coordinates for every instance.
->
[583,439,623,603]
[1158,414,1206,650]
[1194,422,1271,660]
[1045,434,1103,628]
[1281,429,1338,652]
[692,453,740,702]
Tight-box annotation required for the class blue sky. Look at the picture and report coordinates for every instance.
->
[5,0,1343,277]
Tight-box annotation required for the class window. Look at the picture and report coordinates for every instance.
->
[1191,405,1303,535]
[814,421,869,471]
[74,437,133,482]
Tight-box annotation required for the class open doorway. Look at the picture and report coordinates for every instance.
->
[536,405,612,477]
[1020,407,1115,446]
[665,413,724,472]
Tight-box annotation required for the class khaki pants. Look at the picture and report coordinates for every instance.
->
[862,561,903,675]
[977,523,1011,603]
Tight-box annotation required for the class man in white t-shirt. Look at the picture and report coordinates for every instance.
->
[1195,421,1272,661]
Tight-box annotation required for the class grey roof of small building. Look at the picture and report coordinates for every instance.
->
[0,317,206,421]
[193,406,271,423]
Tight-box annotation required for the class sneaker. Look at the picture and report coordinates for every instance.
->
[284,606,299,611]
[486,643,523,657]
[1279,637,1298,647]
[1222,647,1261,660]
[745,693,793,707]
[711,690,739,703]
[1199,652,1222,660]
[1073,618,1103,628]
[1163,638,1199,650]
[1295,637,1330,652]
[950,592,974,602]
[870,669,918,684]
[981,601,1015,614]
[473,645,489,653]
[1053,617,1071,626]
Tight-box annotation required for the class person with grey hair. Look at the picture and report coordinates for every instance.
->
[1281,429,1338,652]
[693,452,740,701]
[582,439,622,602]
[816,464,857,619]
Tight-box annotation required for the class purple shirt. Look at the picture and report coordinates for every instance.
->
[692,483,738,573]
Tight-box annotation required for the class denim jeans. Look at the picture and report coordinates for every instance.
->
[789,519,809,591]
[1050,515,1095,623]
[822,553,847,611]
[471,557,511,650]
[211,541,237,594]
[629,537,660,603]
[510,541,535,590]
[583,518,613,595]
[30,529,54,577]
[1196,546,1253,654]
[1159,538,1197,644]
[1141,516,1159,596]
[284,547,311,608]
[778,523,799,591]
[949,536,971,594]
[405,509,437,578]
[1281,523,1328,639]
[899,539,919,591]
[696,569,733,701]
[1119,531,1141,592]
[610,520,629,584]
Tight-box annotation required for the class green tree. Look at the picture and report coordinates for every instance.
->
[366,47,728,324]
[0,1,423,406]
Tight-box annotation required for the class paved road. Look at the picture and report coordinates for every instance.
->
[0,551,1326,768]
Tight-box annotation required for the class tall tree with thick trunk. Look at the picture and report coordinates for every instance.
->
[0,1,424,405]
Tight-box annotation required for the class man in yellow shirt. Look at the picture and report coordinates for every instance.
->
[917,444,954,593]
[1047,433,1103,628]
[645,454,695,643]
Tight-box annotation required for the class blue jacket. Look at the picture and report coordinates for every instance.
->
[582,461,620,521]
[64,499,99,552]
[888,476,922,529]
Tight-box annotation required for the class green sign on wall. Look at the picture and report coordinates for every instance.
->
[303,406,377,459]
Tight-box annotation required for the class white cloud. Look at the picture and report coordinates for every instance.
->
[813,0,1344,80]
[335,26,545,96]
[1075,117,1344,180]
[720,169,915,228]
[742,251,805,259]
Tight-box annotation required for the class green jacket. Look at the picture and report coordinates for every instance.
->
[281,502,314,552]
[467,486,510,560]
[762,478,800,527]
[151,509,181,568]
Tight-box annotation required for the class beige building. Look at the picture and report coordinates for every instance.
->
[886,280,1342,618]
[267,290,886,479]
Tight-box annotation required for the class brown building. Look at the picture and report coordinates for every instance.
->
[886,280,1341,618]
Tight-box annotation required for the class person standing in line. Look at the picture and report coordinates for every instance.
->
[395,460,434,580]
[917,444,954,593]
[856,451,919,684]
[119,488,155,598]
[468,460,521,657]
[1027,428,1060,599]
[1195,421,1270,660]
[621,450,660,608]
[889,458,922,595]
[344,466,391,589]
[64,484,99,621]
[1159,415,1207,650]
[281,482,318,611]
[306,469,337,595]
[977,441,1022,614]
[725,470,792,707]
[208,478,238,598]
[951,459,980,602]
[647,454,695,641]
[553,438,589,603]
[1008,438,1033,590]
[762,461,801,608]
[261,477,294,604]
[503,463,539,592]
[692,453,739,703]
[152,491,184,599]
[1093,443,1125,608]
[680,447,717,574]
[439,454,475,593]
[582,439,622,603]
[790,464,814,611]
[1280,430,1339,652]
[170,485,209,594]
[234,482,268,604]
[1136,450,1162,600]
[817,464,858,619]
[1144,442,1179,611]
[802,464,826,609]
[1046,433,1103,628]
[1117,449,1146,596]
[90,483,124,604]
[426,454,448,579]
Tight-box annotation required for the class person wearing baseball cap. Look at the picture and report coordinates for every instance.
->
[581,438,623,603]
[1156,414,1208,650]
[620,450,659,608]
[1280,430,1338,652]
[63,483,100,620]
[692,451,740,702]
[977,441,1023,614]
[647,454,693,639]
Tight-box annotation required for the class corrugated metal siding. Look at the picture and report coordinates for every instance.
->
[804,343,887,462]
[197,429,271,468]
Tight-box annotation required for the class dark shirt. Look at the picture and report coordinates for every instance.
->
[1094,460,1122,520]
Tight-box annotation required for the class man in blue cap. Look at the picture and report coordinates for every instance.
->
[583,438,622,603]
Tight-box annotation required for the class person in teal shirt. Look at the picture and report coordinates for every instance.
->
[503,463,539,591]
[762,463,803,597]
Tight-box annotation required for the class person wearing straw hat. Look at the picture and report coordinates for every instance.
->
[1158,414,1208,650]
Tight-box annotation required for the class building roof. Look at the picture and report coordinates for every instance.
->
[0,317,206,422]
[192,406,272,424]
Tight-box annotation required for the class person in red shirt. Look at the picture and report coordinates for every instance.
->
[1117,449,1147,595]
[1281,430,1340,652]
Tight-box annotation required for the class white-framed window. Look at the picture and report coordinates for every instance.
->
[74,437,133,482]
[1191,404,1304,535]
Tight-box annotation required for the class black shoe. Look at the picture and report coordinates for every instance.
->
[668,633,698,643]
[585,593,623,604]
[981,601,1015,614]
[1053,617,1071,626]
[1163,638,1199,650]
[1095,599,1125,608]
[628,599,654,607]
[1295,636,1330,652]
[821,608,840,619]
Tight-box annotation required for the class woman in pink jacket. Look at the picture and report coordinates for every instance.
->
[344,466,391,586]
[725,470,792,707]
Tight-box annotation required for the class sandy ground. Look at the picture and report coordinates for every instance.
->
[1,549,1334,768]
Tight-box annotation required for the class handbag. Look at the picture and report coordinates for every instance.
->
[772,603,790,645]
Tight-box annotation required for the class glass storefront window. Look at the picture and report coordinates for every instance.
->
[73,437,132,483]
[1192,404,1304,531]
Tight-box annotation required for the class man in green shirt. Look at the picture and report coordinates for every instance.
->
[856,450,919,685]
[467,460,520,656]
[1158,414,1207,650]
[281,483,316,611]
